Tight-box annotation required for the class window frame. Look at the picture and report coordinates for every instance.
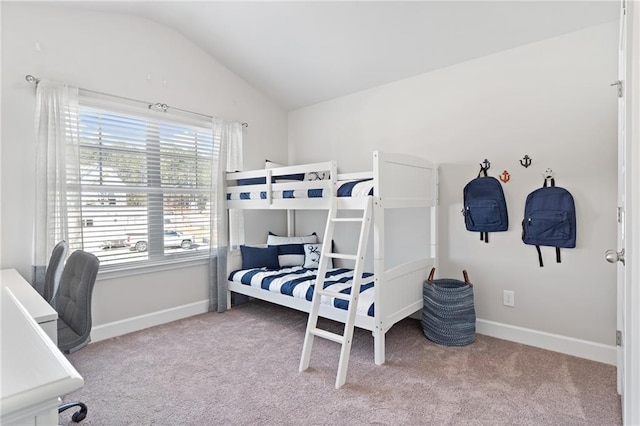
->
[73,93,216,273]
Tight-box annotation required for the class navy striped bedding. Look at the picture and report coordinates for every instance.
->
[228,266,375,317]
[228,178,374,201]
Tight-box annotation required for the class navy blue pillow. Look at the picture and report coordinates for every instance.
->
[240,245,280,270]
[237,177,267,186]
[237,174,303,185]
[273,173,305,182]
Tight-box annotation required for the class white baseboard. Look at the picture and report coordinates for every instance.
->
[476,318,617,366]
[90,299,210,343]
[90,303,616,366]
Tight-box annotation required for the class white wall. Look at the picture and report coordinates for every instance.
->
[0,3,288,327]
[0,3,620,355]
[288,22,619,348]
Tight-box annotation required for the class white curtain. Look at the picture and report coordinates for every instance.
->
[32,81,81,293]
[209,119,244,312]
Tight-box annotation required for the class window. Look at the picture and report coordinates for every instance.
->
[70,95,215,270]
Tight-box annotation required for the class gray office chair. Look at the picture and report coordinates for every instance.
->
[43,240,69,307]
[56,249,100,423]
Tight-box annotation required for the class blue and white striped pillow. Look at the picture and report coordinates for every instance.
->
[267,232,317,267]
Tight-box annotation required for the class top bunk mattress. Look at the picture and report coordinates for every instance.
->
[227,178,374,201]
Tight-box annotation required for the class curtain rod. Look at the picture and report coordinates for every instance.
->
[25,74,248,128]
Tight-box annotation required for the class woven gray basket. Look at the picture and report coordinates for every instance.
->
[422,268,476,346]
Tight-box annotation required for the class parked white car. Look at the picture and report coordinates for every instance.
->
[127,230,197,252]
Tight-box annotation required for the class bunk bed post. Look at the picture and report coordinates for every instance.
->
[432,166,439,268]
[372,151,386,365]
[373,206,385,365]
[286,210,295,237]
[226,206,233,311]
[330,161,338,196]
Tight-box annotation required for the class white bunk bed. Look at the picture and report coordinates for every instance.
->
[225,151,438,365]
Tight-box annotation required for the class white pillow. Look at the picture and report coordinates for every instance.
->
[303,243,332,269]
[304,171,331,181]
[267,233,318,267]
[266,160,330,181]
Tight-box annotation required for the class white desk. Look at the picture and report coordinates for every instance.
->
[0,269,58,342]
[0,272,84,426]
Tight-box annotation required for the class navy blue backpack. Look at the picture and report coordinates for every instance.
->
[463,168,508,243]
[522,177,576,267]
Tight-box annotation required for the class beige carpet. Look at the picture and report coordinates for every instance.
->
[62,300,621,425]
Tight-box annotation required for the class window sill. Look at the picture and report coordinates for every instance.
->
[97,255,212,281]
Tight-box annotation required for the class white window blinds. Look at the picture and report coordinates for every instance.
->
[73,95,215,270]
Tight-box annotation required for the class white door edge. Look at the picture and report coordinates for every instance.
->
[623,0,640,424]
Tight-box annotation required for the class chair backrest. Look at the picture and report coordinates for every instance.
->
[43,240,69,305]
[56,250,100,352]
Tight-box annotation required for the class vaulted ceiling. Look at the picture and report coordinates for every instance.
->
[58,1,618,110]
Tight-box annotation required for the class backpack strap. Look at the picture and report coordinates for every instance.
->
[543,177,556,187]
[539,177,557,266]
[480,232,489,243]
[477,167,488,178]
[536,246,562,267]
[536,245,544,267]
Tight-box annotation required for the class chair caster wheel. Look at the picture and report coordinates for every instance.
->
[71,408,87,423]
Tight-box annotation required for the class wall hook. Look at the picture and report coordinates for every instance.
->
[543,168,555,179]
[479,159,491,171]
[499,170,511,183]
[520,155,532,168]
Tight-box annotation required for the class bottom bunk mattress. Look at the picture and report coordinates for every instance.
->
[228,266,375,317]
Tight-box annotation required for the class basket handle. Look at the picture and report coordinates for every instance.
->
[462,270,473,287]
[426,267,436,284]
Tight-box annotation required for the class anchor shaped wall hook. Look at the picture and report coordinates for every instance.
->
[480,159,491,171]
[499,170,511,183]
[520,155,532,168]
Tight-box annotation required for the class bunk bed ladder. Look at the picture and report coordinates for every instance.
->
[299,196,373,389]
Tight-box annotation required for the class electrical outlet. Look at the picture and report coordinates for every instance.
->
[503,290,515,307]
